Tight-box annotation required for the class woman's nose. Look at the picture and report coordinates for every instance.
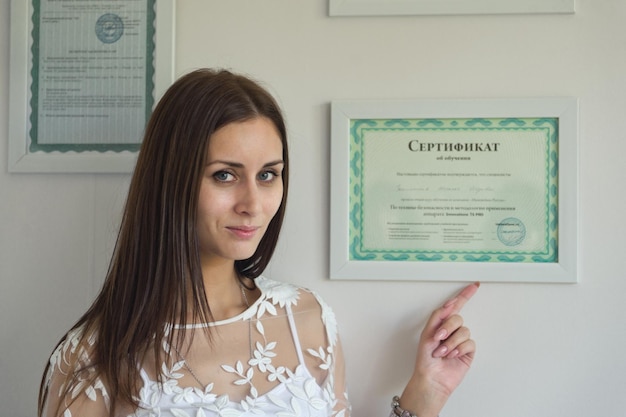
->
[234,181,262,215]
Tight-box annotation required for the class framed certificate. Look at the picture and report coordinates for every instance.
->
[330,98,578,283]
[8,0,176,173]
[329,0,576,16]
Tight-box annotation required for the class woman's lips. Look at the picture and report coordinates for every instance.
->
[227,226,260,239]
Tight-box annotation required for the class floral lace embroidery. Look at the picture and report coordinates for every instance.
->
[44,277,350,417]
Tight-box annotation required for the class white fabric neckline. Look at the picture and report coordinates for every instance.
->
[171,281,266,329]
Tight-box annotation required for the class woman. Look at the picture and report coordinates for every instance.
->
[39,68,478,417]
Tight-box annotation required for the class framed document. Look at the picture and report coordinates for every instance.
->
[8,0,176,173]
[329,0,576,16]
[330,98,578,283]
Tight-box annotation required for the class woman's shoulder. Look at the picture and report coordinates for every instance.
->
[43,325,110,417]
[256,276,339,345]
[256,276,330,309]
[47,325,96,374]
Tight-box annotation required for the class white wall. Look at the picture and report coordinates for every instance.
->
[2,0,625,416]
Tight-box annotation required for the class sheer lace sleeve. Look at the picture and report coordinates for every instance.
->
[292,289,351,417]
[42,327,110,417]
[327,335,350,417]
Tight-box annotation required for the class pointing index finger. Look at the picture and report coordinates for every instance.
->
[444,281,480,315]
[423,281,480,344]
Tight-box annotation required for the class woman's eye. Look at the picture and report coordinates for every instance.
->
[258,170,279,182]
[213,171,234,182]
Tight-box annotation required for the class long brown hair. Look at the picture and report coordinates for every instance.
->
[39,69,290,416]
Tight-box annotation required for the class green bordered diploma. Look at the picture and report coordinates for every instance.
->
[349,117,558,263]
[29,0,156,153]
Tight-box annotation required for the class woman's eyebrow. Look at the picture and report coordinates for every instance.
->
[206,159,284,168]
[263,160,285,167]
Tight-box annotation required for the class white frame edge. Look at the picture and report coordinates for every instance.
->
[329,98,579,283]
[329,0,575,16]
[8,0,176,174]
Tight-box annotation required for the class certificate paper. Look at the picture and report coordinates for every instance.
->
[349,117,558,263]
[30,0,156,152]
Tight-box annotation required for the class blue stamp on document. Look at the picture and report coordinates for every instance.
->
[96,13,124,44]
[497,217,526,246]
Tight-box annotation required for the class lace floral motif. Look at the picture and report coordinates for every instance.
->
[44,277,351,417]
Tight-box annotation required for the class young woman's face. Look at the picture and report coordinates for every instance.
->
[196,117,284,267]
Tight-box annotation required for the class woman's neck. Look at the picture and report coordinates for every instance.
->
[199,259,248,322]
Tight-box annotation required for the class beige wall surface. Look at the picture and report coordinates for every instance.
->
[2,0,625,416]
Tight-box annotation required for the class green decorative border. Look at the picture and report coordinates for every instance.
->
[349,117,559,263]
[29,0,156,153]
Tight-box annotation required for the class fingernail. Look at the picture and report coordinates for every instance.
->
[433,345,448,358]
[435,328,447,341]
[448,349,459,358]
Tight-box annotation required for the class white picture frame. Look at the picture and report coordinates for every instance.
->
[329,0,575,16]
[330,98,579,283]
[8,0,176,173]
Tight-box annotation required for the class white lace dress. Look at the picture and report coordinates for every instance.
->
[43,277,351,417]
